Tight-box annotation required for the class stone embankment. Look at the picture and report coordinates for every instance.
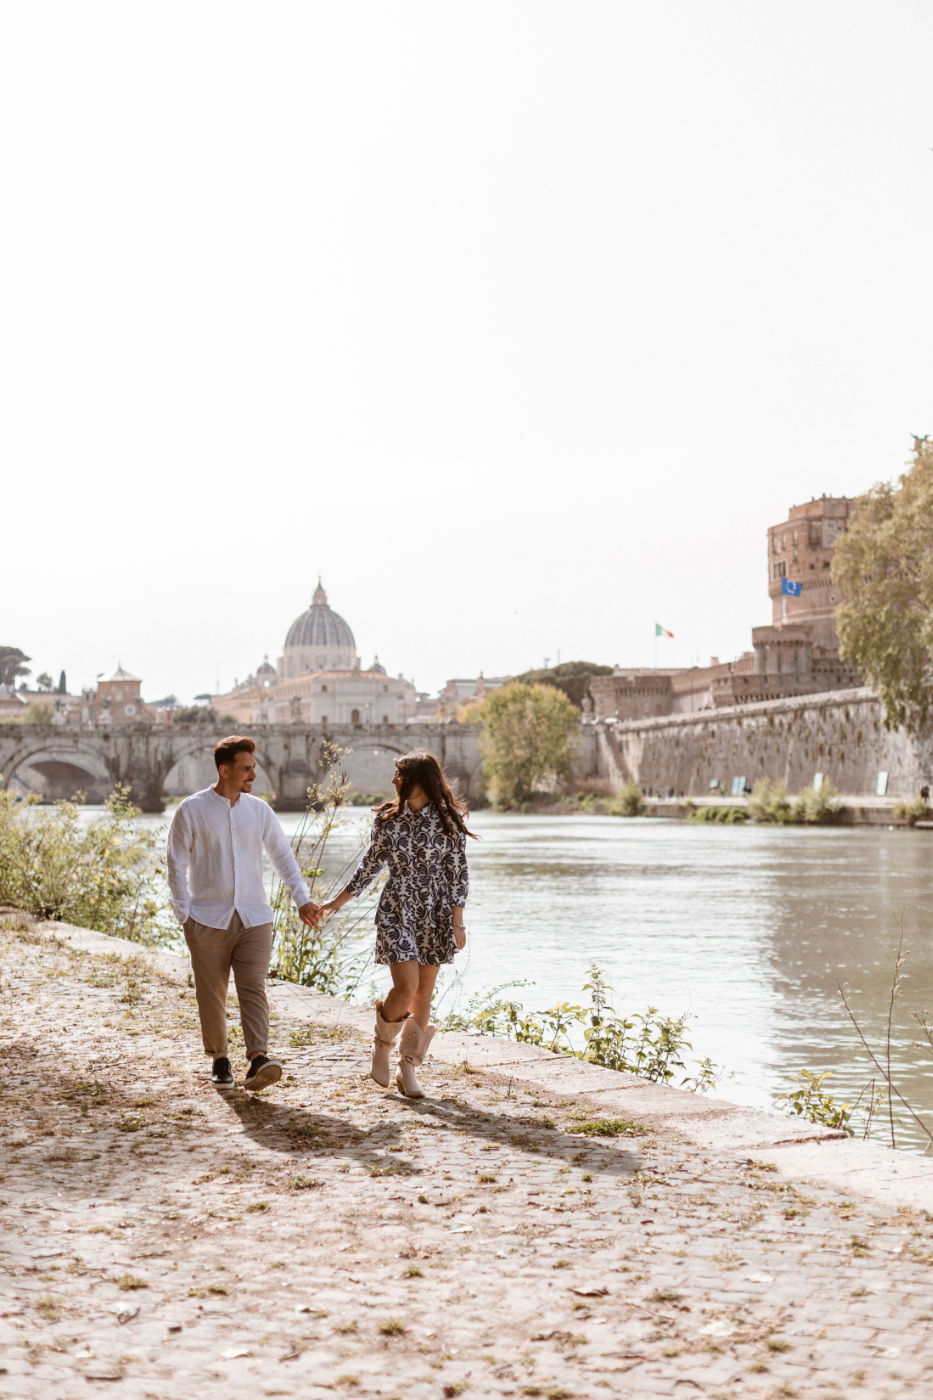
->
[601,687,933,799]
[3,916,933,1399]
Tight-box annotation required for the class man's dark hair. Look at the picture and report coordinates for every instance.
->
[213,735,256,771]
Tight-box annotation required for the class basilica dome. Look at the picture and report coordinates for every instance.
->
[279,581,358,678]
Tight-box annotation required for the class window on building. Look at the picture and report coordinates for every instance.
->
[382,714,389,724]
[321,684,327,692]
[321,715,327,726]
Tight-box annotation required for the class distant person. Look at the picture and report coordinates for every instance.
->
[166,735,321,1092]
[321,751,476,1098]
[921,786,930,803]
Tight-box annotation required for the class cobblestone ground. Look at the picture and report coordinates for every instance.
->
[2,915,932,1400]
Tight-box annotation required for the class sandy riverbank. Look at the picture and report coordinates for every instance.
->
[2,913,933,1398]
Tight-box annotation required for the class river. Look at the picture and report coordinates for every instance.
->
[116,806,933,1149]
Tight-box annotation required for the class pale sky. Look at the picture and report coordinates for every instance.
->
[3,2,932,702]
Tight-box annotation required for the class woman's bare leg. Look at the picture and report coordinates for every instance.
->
[409,964,440,1028]
[382,962,439,1026]
[382,962,419,1021]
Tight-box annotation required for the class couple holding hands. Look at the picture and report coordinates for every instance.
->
[166,738,474,1098]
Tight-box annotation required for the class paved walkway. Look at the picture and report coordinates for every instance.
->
[2,914,933,1400]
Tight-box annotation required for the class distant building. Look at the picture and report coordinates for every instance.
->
[436,674,511,721]
[92,665,154,726]
[589,495,862,720]
[211,581,419,727]
[278,580,359,678]
[767,495,853,649]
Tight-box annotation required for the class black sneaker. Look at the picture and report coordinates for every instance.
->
[211,1057,235,1090]
[244,1054,282,1092]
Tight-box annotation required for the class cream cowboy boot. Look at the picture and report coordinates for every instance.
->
[371,1002,407,1087]
[395,1018,436,1099]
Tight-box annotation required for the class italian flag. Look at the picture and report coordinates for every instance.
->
[655,623,674,638]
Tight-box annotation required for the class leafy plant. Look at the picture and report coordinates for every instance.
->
[774,1069,853,1135]
[437,964,721,1093]
[0,786,174,944]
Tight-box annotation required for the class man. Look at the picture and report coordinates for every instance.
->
[167,735,320,1091]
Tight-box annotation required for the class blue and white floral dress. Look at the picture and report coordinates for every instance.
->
[344,802,469,965]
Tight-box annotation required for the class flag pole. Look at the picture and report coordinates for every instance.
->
[654,625,658,671]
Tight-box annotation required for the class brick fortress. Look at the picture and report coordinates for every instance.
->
[589,496,862,720]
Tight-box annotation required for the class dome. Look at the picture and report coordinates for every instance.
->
[285,581,356,652]
[370,655,387,675]
[256,654,276,677]
[279,580,359,679]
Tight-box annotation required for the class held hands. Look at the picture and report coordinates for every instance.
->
[298,902,323,928]
[320,891,353,919]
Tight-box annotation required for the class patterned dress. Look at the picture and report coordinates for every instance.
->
[344,802,469,965]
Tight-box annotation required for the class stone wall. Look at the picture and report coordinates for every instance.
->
[596,687,933,798]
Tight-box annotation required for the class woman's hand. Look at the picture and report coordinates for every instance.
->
[453,924,467,951]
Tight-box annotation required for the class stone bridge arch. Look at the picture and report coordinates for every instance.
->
[0,723,484,812]
[0,735,113,803]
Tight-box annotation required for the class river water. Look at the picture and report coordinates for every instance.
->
[123,806,933,1148]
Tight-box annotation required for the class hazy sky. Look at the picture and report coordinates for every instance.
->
[4,2,932,701]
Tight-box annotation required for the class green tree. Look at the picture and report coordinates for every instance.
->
[25,700,55,726]
[0,647,31,687]
[36,672,53,691]
[471,681,580,807]
[833,437,933,731]
[515,659,614,709]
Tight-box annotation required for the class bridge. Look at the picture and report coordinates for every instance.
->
[0,723,486,812]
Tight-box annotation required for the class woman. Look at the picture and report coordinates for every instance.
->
[321,752,476,1097]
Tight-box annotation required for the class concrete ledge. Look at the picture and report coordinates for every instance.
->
[35,917,933,1213]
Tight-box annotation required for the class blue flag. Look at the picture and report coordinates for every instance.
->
[781,577,802,597]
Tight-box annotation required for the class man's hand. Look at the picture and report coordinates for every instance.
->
[298,902,323,928]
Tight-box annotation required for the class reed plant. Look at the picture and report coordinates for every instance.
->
[268,743,378,998]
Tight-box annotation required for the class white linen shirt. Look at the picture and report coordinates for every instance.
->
[166,787,310,929]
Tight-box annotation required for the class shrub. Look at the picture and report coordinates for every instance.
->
[749,777,841,826]
[688,805,747,824]
[791,781,842,825]
[609,782,645,817]
[748,777,792,824]
[0,787,174,944]
[893,797,930,826]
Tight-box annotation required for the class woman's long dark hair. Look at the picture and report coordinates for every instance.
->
[376,751,478,840]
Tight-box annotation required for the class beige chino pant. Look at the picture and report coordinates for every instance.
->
[183,912,273,1062]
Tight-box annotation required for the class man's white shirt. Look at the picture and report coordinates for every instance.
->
[166,787,310,928]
